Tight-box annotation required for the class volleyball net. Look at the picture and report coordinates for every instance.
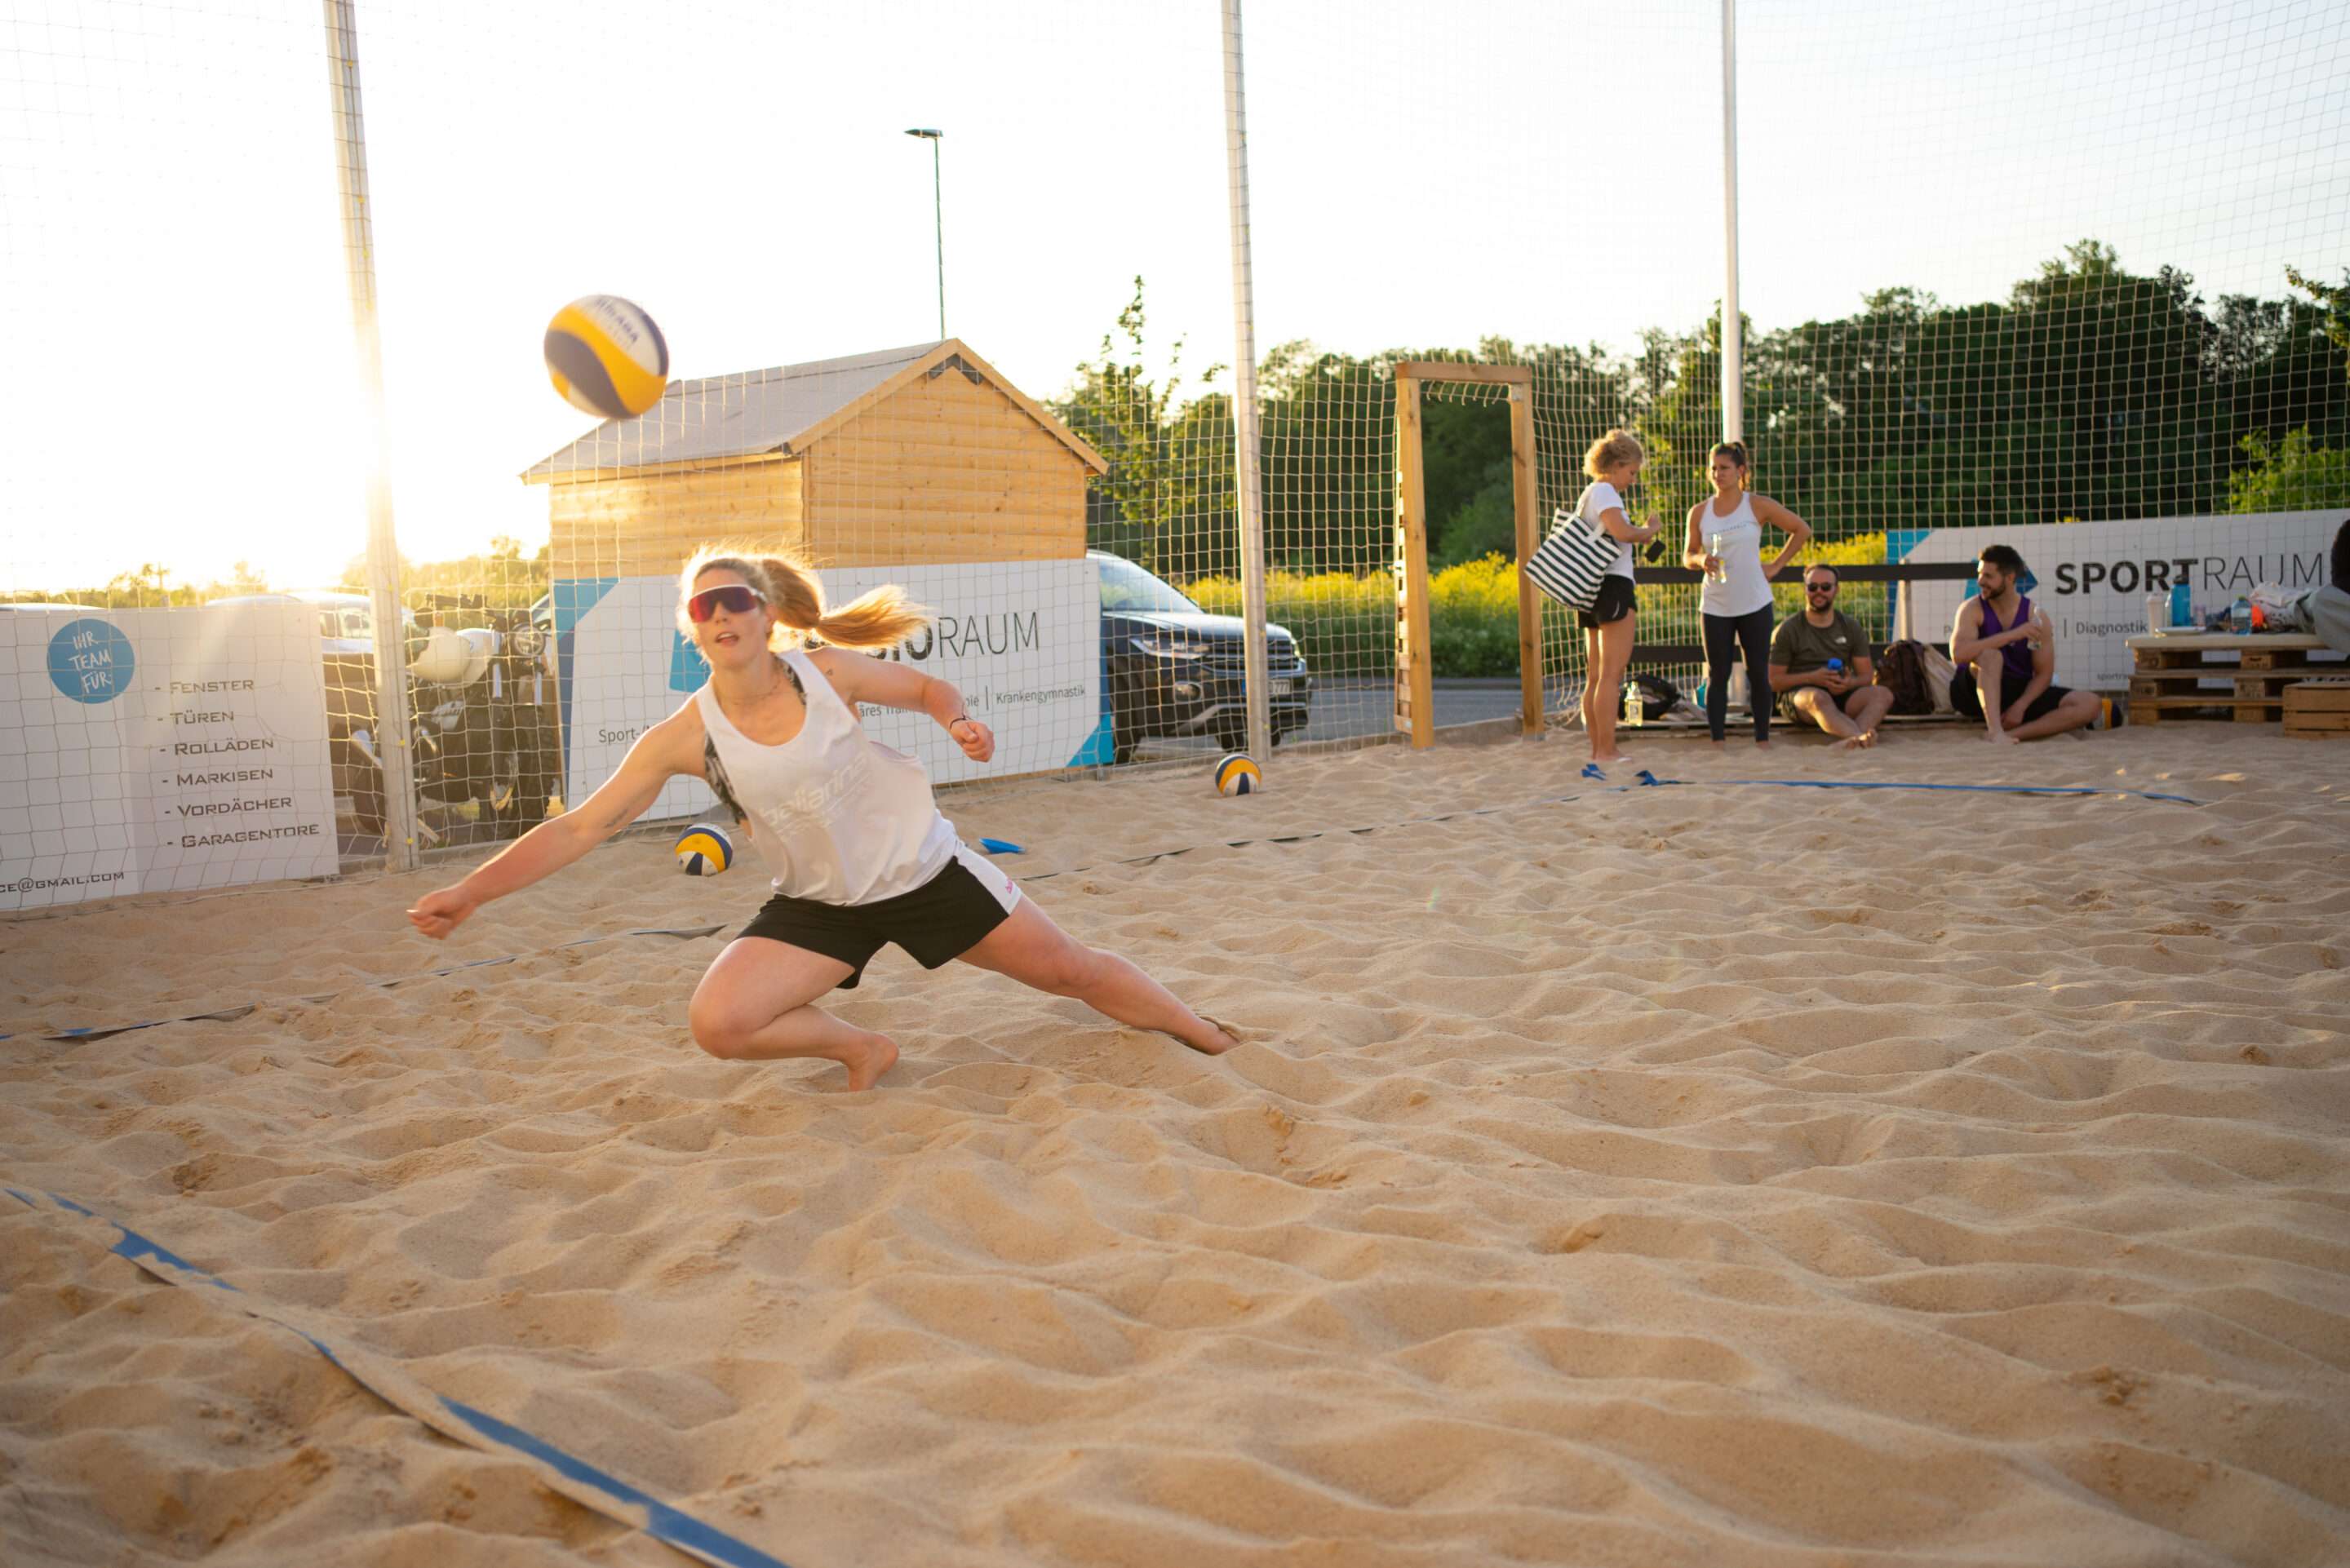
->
[2,0,2343,910]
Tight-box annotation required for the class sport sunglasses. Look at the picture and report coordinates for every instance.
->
[686,584,767,622]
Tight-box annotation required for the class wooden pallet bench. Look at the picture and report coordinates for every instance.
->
[2123,633,2344,724]
[2285,678,2350,739]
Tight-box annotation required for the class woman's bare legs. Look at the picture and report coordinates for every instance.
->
[687,938,898,1089]
[1584,610,1637,763]
[956,897,1238,1055]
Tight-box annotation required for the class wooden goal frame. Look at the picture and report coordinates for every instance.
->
[1391,361,1541,748]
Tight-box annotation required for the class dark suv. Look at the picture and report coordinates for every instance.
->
[1095,551,1311,761]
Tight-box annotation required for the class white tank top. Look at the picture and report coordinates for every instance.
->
[694,649,958,906]
[1698,490,1774,618]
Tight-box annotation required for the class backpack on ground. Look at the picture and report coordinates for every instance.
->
[1871,639,1937,715]
[1621,671,1682,722]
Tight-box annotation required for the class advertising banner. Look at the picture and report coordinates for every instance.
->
[1891,510,2339,690]
[553,559,1107,821]
[2,603,338,910]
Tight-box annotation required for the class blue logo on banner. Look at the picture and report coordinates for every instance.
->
[48,618,134,704]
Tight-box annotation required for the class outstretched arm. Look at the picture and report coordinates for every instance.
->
[407,711,694,938]
[811,646,994,762]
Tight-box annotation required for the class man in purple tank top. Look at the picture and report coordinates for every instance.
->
[1949,543,2101,745]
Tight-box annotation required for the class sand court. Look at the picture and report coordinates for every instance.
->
[4,726,2348,1566]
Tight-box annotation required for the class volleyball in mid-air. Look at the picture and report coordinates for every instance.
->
[544,295,670,420]
[1213,752,1261,796]
[674,822,734,876]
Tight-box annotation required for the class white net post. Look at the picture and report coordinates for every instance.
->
[1222,0,1274,767]
[1719,0,1743,446]
[322,0,419,873]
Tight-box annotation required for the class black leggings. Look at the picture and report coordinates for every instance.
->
[1702,606,1775,742]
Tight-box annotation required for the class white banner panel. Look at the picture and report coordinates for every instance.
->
[555,559,1106,821]
[1892,510,2339,691]
[1,604,338,911]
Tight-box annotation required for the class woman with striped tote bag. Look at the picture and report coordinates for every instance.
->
[1526,429,1662,764]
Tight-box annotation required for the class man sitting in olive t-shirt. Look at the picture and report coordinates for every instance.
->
[1767,566,1896,751]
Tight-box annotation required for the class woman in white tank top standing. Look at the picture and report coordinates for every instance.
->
[1683,441,1811,748]
[407,547,1239,1089]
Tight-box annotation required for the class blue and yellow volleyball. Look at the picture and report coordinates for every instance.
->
[674,822,734,876]
[1213,752,1261,796]
[544,295,671,420]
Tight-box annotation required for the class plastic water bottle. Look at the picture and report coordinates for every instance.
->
[2169,582,2192,628]
[1825,658,1844,691]
[2230,596,2252,634]
[1708,532,1728,585]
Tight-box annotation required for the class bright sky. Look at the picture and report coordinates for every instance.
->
[2,0,2343,591]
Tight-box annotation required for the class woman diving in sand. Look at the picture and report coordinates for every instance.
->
[406,547,1239,1087]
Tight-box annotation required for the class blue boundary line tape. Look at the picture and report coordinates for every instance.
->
[3,1185,793,1568]
[7,777,2200,1044]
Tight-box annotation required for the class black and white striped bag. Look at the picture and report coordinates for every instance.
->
[1522,492,1621,613]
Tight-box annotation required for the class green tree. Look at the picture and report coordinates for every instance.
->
[2285,264,2349,363]
[1052,277,1231,580]
[2228,429,2350,512]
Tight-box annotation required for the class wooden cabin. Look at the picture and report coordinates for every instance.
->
[523,339,1108,580]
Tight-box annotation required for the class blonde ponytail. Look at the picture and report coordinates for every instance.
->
[678,545,933,652]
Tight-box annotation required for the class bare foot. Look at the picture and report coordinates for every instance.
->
[1831,731,1876,751]
[836,1032,900,1090]
[1591,751,1630,764]
[1988,728,2019,746]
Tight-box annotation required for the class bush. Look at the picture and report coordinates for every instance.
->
[1428,556,1521,676]
[1186,531,1901,680]
[1185,569,1387,677]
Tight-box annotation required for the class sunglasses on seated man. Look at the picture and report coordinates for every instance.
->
[1804,580,1838,596]
[686,584,767,622]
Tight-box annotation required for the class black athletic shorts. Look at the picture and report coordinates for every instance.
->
[1577,574,1637,629]
[1949,667,2071,724]
[738,846,1019,989]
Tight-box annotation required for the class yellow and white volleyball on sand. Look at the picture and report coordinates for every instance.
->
[544,295,671,419]
[1213,752,1261,796]
[674,822,734,876]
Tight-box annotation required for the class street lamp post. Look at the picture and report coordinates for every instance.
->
[905,128,945,339]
